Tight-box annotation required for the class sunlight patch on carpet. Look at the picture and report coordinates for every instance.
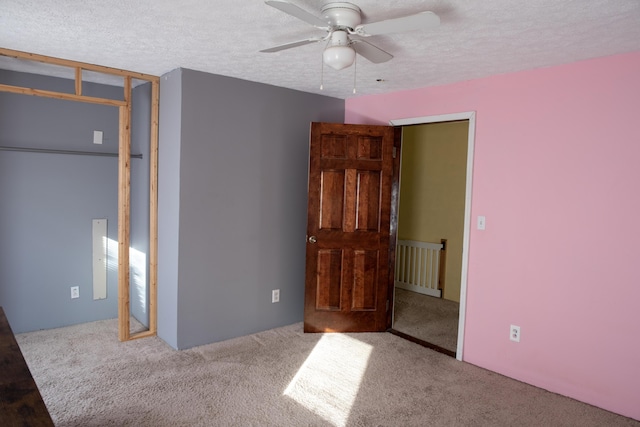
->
[284,334,372,427]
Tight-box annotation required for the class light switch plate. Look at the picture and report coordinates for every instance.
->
[93,130,103,145]
[477,215,486,230]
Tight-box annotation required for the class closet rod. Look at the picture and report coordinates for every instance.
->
[0,145,143,159]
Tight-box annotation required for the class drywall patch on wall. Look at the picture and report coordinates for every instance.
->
[92,218,107,300]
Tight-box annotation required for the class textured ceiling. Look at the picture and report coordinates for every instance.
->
[1,0,639,99]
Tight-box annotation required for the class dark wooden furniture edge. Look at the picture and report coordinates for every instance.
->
[0,306,54,426]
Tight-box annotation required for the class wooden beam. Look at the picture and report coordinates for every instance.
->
[148,79,160,336]
[129,330,156,341]
[118,77,132,342]
[75,67,82,96]
[0,83,126,107]
[0,47,159,82]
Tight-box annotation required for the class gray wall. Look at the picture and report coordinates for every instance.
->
[158,68,344,349]
[0,70,121,333]
[130,82,152,326]
[157,69,182,349]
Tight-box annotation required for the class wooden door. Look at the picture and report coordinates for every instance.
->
[304,122,399,332]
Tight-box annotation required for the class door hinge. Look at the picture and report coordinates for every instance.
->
[392,147,397,158]
[386,299,390,311]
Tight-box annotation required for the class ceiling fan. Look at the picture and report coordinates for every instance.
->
[260,1,440,71]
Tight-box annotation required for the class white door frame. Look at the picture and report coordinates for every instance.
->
[390,111,476,361]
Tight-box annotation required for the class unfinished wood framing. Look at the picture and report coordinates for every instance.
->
[0,48,159,341]
[0,82,126,107]
[147,80,160,337]
[75,67,82,96]
[117,97,131,341]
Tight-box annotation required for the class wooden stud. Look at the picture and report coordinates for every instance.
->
[0,83,126,107]
[147,79,160,336]
[117,77,132,342]
[75,67,82,96]
[129,330,155,341]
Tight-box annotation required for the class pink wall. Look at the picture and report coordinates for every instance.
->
[346,51,640,420]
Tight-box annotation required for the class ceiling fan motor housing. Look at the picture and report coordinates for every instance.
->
[321,2,362,29]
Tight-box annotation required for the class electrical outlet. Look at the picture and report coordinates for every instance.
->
[510,324,521,342]
[71,286,80,299]
[272,289,280,303]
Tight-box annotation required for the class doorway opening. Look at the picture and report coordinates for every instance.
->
[390,112,476,361]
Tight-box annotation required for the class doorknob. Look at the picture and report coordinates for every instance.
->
[308,235,317,243]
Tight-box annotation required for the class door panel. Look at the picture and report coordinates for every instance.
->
[316,249,343,311]
[320,171,345,230]
[352,250,379,311]
[304,122,398,333]
[356,171,381,231]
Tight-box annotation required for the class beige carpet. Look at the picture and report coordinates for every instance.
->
[16,319,638,427]
[393,288,459,353]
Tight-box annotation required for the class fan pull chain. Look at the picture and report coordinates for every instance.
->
[320,55,324,90]
[353,52,357,94]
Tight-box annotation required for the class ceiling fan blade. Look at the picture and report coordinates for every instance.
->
[354,11,440,37]
[260,37,324,53]
[352,40,393,64]
[265,1,329,28]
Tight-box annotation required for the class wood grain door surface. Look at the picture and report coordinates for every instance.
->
[304,122,397,332]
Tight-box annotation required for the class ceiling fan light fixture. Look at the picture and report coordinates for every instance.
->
[323,30,355,70]
[323,45,356,70]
